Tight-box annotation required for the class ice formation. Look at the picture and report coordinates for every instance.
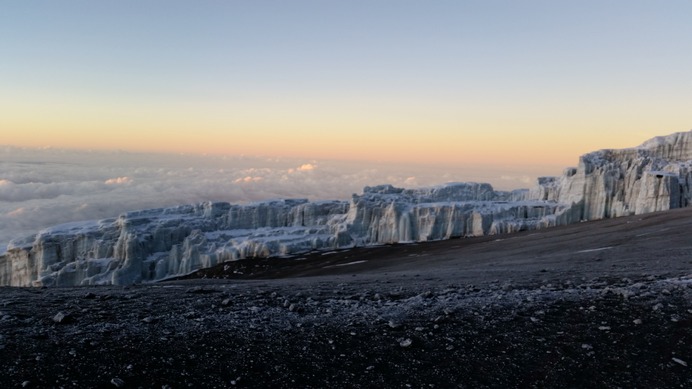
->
[1,130,691,286]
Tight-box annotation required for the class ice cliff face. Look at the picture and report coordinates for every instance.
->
[1,130,691,286]
[530,130,692,220]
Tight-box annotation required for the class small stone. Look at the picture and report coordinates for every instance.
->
[400,338,413,348]
[633,319,642,325]
[598,326,611,331]
[111,377,125,387]
[141,317,156,324]
[288,304,297,312]
[221,298,232,306]
[581,344,593,350]
[672,357,687,367]
[83,292,96,299]
[52,312,72,324]
[21,381,31,388]
[388,320,402,329]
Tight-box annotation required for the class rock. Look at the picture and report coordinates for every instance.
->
[52,311,73,324]
[110,377,125,387]
[672,357,688,367]
[399,338,413,348]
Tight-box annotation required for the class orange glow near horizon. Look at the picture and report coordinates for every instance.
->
[3,96,689,170]
[2,85,690,169]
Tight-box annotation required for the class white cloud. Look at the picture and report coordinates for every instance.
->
[6,207,26,217]
[297,163,317,171]
[233,176,263,183]
[104,176,132,185]
[403,176,418,186]
[500,175,532,184]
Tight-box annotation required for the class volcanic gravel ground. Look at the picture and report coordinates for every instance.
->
[1,208,691,388]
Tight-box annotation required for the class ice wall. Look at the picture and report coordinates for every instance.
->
[2,130,691,287]
[529,131,692,219]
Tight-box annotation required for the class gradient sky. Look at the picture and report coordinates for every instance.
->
[2,1,691,169]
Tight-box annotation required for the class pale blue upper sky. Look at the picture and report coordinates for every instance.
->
[2,1,692,165]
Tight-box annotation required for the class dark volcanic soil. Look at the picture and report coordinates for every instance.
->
[1,208,691,388]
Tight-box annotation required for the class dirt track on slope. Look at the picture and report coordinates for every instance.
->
[0,208,690,388]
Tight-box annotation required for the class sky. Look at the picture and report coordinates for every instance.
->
[1,1,692,250]
[2,1,691,166]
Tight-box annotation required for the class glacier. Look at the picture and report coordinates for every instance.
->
[1,130,691,287]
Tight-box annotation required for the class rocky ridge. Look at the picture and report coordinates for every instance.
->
[1,131,691,286]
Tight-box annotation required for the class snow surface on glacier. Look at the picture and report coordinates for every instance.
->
[1,130,691,286]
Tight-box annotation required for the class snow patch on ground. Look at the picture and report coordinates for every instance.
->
[323,260,368,268]
[576,247,613,254]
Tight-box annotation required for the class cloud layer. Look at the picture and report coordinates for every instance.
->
[0,147,549,252]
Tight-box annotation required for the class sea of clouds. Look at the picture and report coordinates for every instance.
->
[0,146,542,253]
